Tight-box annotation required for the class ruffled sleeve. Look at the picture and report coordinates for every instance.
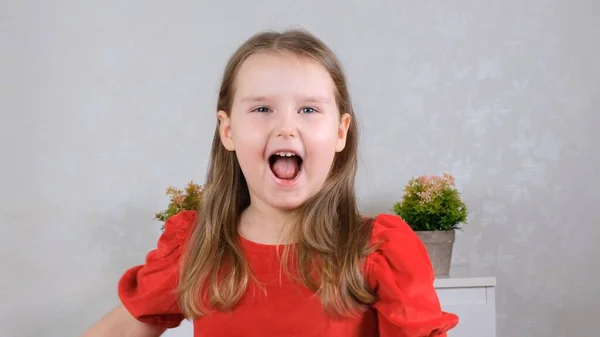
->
[366,214,459,337]
[117,210,197,328]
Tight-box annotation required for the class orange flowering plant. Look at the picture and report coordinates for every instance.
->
[393,173,468,231]
[155,181,204,227]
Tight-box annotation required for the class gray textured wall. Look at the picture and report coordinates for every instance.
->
[2,1,598,336]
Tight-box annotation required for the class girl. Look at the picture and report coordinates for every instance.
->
[83,29,458,337]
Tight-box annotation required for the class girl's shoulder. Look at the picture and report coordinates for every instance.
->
[367,213,433,281]
[366,213,425,256]
[149,209,199,258]
[117,210,199,328]
[161,210,198,243]
[363,212,434,291]
[368,213,416,239]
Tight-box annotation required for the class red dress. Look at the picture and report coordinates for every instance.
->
[118,210,459,336]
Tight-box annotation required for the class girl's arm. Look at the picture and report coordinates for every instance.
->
[81,305,167,337]
[366,214,459,336]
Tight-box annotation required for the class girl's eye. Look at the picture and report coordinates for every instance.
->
[252,106,271,113]
[300,107,317,114]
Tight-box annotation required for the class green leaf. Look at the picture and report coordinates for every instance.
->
[392,174,468,231]
[155,181,204,226]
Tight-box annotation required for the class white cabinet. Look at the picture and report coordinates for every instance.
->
[435,277,497,337]
[165,277,497,337]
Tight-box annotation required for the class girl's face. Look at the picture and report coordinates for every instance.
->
[218,52,351,212]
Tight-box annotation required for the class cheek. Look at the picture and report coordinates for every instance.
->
[231,115,263,144]
[304,118,341,146]
[304,119,340,168]
[231,122,267,166]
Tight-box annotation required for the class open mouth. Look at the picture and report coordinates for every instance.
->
[268,152,303,181]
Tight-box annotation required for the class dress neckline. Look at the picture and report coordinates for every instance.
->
[237,234,295,251]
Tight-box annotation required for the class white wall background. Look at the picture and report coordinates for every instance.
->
[2,1,599,336]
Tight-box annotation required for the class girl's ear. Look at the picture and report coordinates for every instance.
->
[335,113,352,152]
[217,110,235,151]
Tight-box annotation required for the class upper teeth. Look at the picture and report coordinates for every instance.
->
[275,152,296,157]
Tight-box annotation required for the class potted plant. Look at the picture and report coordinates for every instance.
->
[155,181,204,230]
[392,173,468,277]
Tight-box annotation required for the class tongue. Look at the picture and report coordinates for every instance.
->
[271,156,300,180]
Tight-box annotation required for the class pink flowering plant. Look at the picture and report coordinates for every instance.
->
[155,181,204,226]
[393,173,468,231]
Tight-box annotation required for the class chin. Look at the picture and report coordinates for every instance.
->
[265,194,308,211]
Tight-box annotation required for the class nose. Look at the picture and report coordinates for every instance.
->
[275,110,298,138]
[277,127,296,138]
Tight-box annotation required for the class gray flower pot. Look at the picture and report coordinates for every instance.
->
[414,230,455,277]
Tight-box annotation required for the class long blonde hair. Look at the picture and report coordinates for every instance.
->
[178,29,376,318]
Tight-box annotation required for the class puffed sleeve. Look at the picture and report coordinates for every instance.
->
[117,210,198,328]
[365,214,459,337]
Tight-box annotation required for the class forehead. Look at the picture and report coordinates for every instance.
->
[233,52,337,103]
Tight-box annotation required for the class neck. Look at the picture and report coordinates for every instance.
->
[239,202,296,245]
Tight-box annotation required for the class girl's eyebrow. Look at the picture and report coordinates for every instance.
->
[303,96,331,104]
[240,95,331,104]
[240,95,270,103]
